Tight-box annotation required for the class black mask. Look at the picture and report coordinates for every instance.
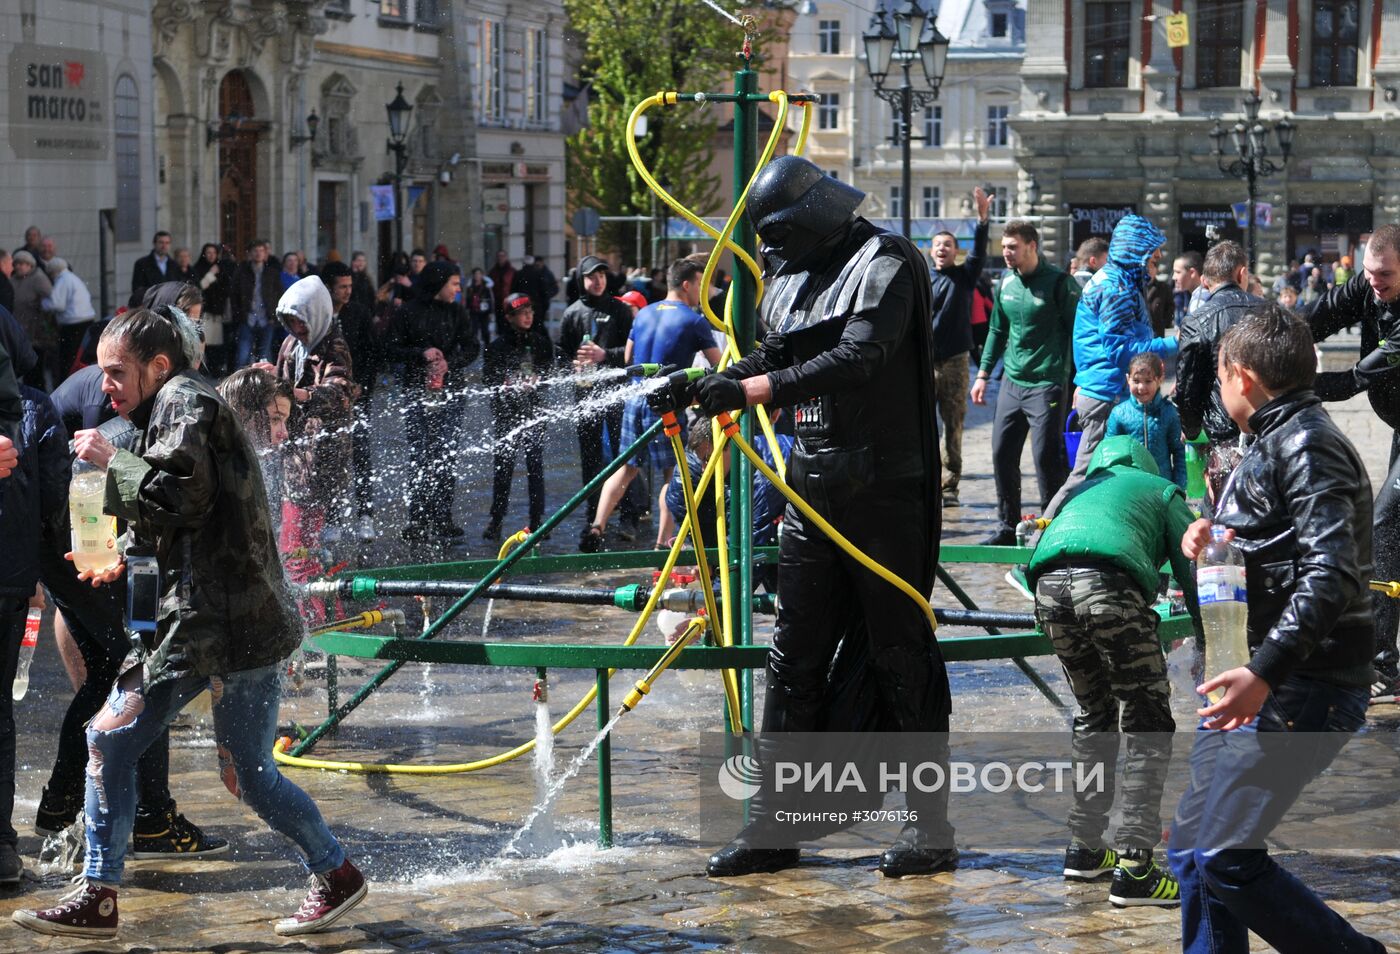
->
[746,156,865,276]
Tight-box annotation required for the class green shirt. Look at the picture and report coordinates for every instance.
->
[979,260,1079,389]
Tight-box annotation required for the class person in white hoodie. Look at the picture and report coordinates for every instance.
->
[43,258,96,379]
[255,276,356,620]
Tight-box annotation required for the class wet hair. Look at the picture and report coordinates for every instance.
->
[933,230,958,248]
[143,281,204,315]
[1128,352,1165,378]
[1203,241,1248,283]
[320,261,352,282]
[1217,303,1316,393]
[1175,250,1203,273]
[100,307,193,373]
[1077,237,1109,261]
[1002,221,1039,246]
[219,368,293,448]
[668,258,704,290]
[1370,224,1400,260]
[688,418,715,457]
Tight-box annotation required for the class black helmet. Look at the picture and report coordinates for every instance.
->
[746,156,865,275]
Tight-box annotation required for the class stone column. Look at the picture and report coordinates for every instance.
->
[1142,0,1179,116]
[1374,0,1400,116]
[1139,154,1179,254]
[1370,153,1400,228]
[1021,0,1068,115]
[1255,179,1289,284]
[1257,0,1294,110]
[1021,145,1067,262]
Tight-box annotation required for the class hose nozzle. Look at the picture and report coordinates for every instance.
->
[648,366,712,413]
[623,363,670,378]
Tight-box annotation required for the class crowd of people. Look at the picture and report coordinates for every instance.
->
[0,188,1395,951]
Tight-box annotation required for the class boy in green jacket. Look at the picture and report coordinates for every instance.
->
[1026,435,1201,907]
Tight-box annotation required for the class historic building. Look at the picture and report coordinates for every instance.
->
[0,0,567,314]
[1018,0,1400,276]
[783,0,1026,245]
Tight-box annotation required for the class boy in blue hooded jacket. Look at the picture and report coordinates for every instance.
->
[1048,214,1178,516]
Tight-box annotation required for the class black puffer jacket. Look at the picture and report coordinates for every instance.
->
[1306,273,1400,429]
[1173,283,1264,443]
[1212,391,1374,688]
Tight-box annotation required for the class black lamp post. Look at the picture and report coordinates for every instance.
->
[385,83,413,252]
[1209,89,1294,271]
[862,0,949,238]
[288,109,320,150]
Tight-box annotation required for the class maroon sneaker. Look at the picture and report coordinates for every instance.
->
[274,858,366,936]
[12,878,118,938]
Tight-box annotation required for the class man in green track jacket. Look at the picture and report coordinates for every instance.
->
[970,220,1079,544]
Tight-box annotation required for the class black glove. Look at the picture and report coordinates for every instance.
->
[693,374,747,415]
[1313,367,1365,403]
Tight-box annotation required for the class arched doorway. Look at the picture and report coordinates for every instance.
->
[217,71,260,254]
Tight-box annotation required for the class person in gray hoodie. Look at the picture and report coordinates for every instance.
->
[263,277,355,618]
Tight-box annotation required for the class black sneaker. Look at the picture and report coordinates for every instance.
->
[1063,843,1117,881]
[482,522,502,542]
[942,489,960,508]
[433,522,466,540]
[1370,671,1400,705]
[1108,851,1181,907]
[579,526,603,553]
[400,523,429,544]
[0,843,21,886]
[981,528,1016,546]
[130,808,229,860]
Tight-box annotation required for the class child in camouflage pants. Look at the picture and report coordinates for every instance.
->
[1026,435,1201,907]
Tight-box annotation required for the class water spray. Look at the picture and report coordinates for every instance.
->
[615,618,707,718]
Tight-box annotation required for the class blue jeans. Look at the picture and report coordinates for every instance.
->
[234,322,276,368]
[84,663,344,884]
[1167,674,1381,954]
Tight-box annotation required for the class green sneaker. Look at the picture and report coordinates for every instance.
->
[1108,851,1181,907]
[1063,843,1117,881]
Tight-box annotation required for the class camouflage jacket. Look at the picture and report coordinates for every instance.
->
[274,323,357,507]
[105,371,303,685]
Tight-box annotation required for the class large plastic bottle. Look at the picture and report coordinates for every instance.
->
[1195,525,1250,704]
[69,460,119,575]
[13,607,40,701]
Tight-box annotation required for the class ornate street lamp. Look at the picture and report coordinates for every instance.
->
[1209,88,1293,270]
[385,84,413,252]
[862,1,949,237]
[288,109,320,150]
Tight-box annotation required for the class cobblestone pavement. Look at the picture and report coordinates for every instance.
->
[0,338,1396,953]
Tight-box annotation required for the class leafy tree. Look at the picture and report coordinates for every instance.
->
[566,0,762,251]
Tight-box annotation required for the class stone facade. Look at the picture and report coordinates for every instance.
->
[1018,0,1400,279]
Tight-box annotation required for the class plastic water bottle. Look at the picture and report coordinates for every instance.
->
[1184,434,1209,515]
[69,461,119,575]
[13,607,40,701]
[1196,525,1249,704]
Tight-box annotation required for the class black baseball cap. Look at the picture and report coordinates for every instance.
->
[578,255,608,276]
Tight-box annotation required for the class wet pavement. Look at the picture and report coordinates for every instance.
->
[3,341,1398,952]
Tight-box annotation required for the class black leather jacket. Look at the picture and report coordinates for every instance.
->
[1173,283,1263,444]
[1306,273,1400,430]
[1213,391,1374,688]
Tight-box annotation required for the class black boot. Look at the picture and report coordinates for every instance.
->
[878,823,958,878]
[705,826,801,878]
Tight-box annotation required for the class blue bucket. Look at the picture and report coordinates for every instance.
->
[1063,409,1083,464]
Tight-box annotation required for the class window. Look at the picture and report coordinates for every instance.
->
[889,185,903,218]
[986,105,1010,147]
[115,74,140,243]
[379,0,404,18]
[817,92,840,130]
[324,0,349,14]
[818,19,841,54]
[890,106,904,142]
[526,29,547,124]
[991,12,1008,37]
[828,169,840,179]
[1195,0,1243,87]
[1084,1,1131,88]
[415,0,438,26]
[924,105,942,146]
[921,186,941,218]
[480,19,505,121]
[992,190,1010,219]
[1312,0,1360,87]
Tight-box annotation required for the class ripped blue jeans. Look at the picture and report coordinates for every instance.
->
[84,663,344,884]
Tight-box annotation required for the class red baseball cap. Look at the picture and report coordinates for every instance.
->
[504,293,533,313]
[618,290,648,311]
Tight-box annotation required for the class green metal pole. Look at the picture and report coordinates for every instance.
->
[596,668,613,848]
[290,417,667,757]
[934,564,1066,709]
[730,60,758,733]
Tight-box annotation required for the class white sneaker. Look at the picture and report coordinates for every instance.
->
[355,515,376,542]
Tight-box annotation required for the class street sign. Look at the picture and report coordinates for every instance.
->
[572,207,602,237]
[1165,13,1190,48]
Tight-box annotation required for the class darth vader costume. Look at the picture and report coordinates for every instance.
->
[693,156,953,878]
